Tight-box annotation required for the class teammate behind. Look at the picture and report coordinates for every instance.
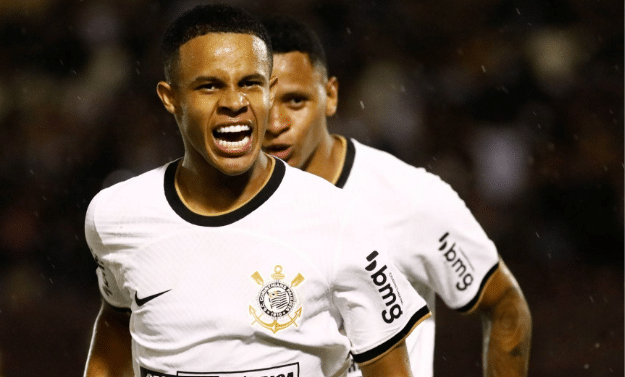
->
[83,5,431,377]
[262,16,532,377]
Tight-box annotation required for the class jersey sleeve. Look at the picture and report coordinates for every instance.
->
[85,191,133,310]
[406,172,500,313]
[332,196,431,366]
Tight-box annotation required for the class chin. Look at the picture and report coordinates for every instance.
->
[219,156,259,177]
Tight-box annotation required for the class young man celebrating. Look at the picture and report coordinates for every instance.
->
[263,16,532,377]
[83,5,430,377]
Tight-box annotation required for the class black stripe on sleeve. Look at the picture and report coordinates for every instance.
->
[351,305,430,364]
[334,137,356,188]
[456,261,500,313]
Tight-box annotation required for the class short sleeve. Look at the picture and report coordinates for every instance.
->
[85,192,132,310]
[406,173,500,312]
[332,197,430,365]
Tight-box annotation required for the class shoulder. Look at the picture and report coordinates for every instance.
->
[279,159,351,203]
[275,160,367,231]
[88,163,170,218]
[349,138,460,206]
[85,162,173,246]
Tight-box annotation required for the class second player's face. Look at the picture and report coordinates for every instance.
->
[263,52,335,169]
[168,33,274,176]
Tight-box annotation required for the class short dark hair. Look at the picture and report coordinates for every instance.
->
[263,16,328,75]
[162,4,273,83]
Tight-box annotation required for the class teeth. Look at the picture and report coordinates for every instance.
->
[216,125,250,133]
[217,136,250,148]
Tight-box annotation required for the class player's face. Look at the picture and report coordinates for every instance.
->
[263,52,337,169]
[159,33,275,176]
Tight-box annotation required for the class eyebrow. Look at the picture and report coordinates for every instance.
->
[189,75,222,85]
[239,73,267,83]
[189,73,267,85]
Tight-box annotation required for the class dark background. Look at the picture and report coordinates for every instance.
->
[0,0,622,376]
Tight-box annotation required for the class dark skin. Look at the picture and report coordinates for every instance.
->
[84,301,133,377]
[360,342,414,377]
[265,51,532,377]
[157,33,277,216]
[473,261,532,377]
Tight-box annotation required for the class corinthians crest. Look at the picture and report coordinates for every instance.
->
[250,265,304,334]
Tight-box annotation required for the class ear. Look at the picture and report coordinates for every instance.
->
[268,75,278,107]
[157,81,177,115]
[325,76,338,117]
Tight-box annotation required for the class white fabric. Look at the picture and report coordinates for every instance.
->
[344,139,500,377]
[85,159,428,377]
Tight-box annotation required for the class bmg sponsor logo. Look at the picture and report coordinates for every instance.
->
[365,251,403,324]
[438,232,474,291]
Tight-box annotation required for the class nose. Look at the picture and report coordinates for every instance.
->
[266,104,289,136]
[218,88,248,115]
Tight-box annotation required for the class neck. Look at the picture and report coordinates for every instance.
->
[303,132,347,185]
[175,153,273,216]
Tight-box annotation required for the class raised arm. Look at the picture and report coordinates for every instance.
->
[472,261,532,377]
[359,340,414,377]
[84,300,133,377]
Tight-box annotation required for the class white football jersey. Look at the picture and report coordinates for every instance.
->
[340,139,500,377]
[85,157,430,377]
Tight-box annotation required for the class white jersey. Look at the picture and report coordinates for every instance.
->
[341,139,500,377]
[85,157,430,377]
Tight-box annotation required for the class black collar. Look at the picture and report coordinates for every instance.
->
[164,158,285,227]
[334,137,356,189]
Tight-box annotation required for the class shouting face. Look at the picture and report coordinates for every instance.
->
[158,33,276,176]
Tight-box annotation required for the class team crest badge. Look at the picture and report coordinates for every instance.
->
[250,265,304,334]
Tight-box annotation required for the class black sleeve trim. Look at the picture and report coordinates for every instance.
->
[334,137,356,188]
[351,305,430,364]
[457,261,500,313]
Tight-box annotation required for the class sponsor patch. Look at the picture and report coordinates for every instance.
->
[438,232,475,291]
[365,251,404,323]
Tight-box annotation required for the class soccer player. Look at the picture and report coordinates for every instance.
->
[83,5,431,377]
[263,16,532,377]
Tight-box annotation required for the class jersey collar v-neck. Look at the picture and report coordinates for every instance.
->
[164,158,286,227]
[334,137,356,189]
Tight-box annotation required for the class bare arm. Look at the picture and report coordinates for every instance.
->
[471,261,532,377]
[84,300,133,377]
[359,340,413,377]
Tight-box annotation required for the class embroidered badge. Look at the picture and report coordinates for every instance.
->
[250,265,304,333]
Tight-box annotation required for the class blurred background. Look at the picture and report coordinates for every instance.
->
[0,0,622,376]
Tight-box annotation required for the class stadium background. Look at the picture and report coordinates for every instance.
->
[0,0,622,376]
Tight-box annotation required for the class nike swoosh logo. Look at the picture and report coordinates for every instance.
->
[135,289,171,306]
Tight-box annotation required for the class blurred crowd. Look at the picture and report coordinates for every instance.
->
[0,0,622,376]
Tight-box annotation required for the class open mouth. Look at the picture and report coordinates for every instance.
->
[213,124,253,150]
[264,144,292,161]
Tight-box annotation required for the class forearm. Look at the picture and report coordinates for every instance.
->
[481,286,532,377]
[84,302,133,377]
[360,341,413,377]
